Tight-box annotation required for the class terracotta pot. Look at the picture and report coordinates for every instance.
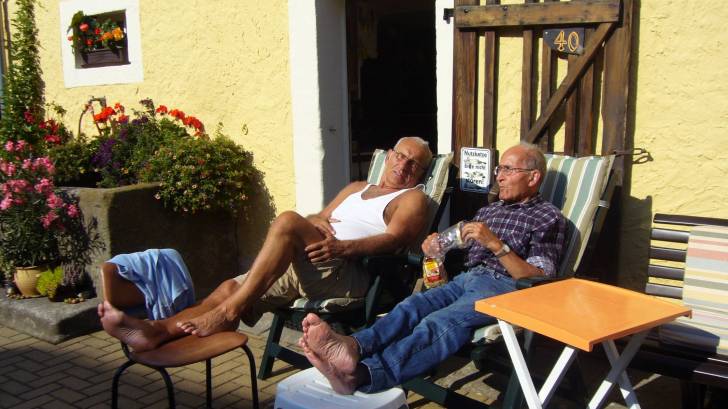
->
[14,266,46,297]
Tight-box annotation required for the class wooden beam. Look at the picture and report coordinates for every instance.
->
[578,27,599,155]
[602,0,633,166]
[526,22,615,144]
[564,54,578,156]
[520,0,538,142]
[538,0,559,151]
[452,0,481,222]
[482,0,501,149]
[452,0,480,166]
[455,0,620,29]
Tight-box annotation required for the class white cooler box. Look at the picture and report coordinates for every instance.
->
[275,367,408,409]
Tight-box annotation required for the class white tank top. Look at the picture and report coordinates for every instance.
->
[330,184,418,240]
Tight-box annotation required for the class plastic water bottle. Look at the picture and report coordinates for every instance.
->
[422,222,468,288]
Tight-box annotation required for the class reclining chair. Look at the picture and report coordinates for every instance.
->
[403,152,616,408]
[257,149,455,379]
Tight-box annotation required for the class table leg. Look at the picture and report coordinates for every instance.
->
[538,344,578,406]
[498,320,544,409]
[604,339,641,409]
[587,330,648,409]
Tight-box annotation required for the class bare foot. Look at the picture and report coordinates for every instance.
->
[298,313,362,395]
[98,301,167,352]
[176,304,239,336]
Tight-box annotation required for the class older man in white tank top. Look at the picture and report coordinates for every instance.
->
[98,137,434,352]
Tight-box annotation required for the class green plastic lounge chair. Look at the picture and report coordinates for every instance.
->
[403,152,617,409]
[257,149,455,379]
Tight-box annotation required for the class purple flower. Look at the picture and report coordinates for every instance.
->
[92,138,117,167]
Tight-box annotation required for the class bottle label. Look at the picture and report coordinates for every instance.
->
[422,257,447,288]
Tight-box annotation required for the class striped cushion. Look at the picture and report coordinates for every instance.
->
[367,149,453,205]
[659,225,728,355]
[540,154,614,276]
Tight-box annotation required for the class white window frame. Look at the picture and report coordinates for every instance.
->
[59,0,143,87]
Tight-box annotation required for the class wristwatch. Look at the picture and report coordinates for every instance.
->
[494,243,511,258]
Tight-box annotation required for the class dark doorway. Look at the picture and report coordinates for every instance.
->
[346,0,437,180]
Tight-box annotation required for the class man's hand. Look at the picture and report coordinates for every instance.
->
[305,233,349,263]
[461,221,501,252]
[421,233,442,258]
[307,214,339,237]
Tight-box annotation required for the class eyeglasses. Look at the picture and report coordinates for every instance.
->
[494,165,535,176]
[391,149,426,172]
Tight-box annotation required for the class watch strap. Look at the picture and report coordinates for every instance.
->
[494,243,511,258]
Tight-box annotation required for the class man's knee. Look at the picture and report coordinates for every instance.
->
[269,210,306,235]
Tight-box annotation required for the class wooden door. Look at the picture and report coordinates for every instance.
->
[451,0,633,219]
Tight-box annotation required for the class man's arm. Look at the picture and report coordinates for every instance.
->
[461,222,545,280]
[306,189,429,262]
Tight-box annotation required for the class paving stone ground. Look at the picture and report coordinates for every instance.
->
[0,315,700,409]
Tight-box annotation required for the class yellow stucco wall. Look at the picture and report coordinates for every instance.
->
[29,0,294,212]
[477,0,728,286]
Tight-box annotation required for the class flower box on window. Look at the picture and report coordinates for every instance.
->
[80,47,129,68]
[67,10,130,69]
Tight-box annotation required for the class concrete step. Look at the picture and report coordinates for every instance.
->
[0,292,99,343]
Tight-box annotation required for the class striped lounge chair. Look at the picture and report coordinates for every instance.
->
[405,152,617,409]
[630,214,728,408]
[257,149,455,380]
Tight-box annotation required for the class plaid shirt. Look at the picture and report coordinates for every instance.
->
[464,194,567,277]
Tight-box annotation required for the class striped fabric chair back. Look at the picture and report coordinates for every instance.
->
[367,149,454,239]
[659,225,728,355]
[539,154,615,276]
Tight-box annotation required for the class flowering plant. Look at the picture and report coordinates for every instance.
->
[67,11,125,54]
[49,98,253,214]
[0,139,82,268]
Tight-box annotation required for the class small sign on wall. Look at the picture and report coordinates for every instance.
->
[460,147,494,193]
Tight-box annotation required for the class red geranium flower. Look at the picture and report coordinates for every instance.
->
[155,105,168,115]
[79,23,89,32]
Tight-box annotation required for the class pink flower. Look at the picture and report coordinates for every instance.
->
[46,193,64,209]
[4,141,14,152]
[23,111,34,124]
[34,178,53,194]
[15,140,27,151]
[0,195,13,210]
[21,159,32,170]
[0,161,15,176]
[66,204,79,218]
[41,211,59,229]
[44,134,61,145]
[33,157,55,175]
[7,179,30,193]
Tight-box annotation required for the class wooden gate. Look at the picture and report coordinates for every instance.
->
[451,0,634,221]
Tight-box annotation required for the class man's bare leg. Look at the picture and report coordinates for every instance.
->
[177,211,326,336]
[298,313,367,395]
[99,279,240,351]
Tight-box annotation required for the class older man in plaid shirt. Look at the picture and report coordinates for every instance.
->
[298,142,567,395]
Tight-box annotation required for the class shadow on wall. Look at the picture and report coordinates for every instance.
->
[236,164,277,274]
[588,0,649,289]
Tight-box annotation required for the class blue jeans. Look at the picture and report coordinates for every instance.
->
[352,266,518,392]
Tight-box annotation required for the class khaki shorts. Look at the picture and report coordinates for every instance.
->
[233,257,370,326]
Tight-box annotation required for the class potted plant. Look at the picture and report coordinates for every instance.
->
[67,11,128,67]
[0,139,84,296]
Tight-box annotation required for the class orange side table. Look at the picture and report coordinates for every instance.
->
[475,278,690,409]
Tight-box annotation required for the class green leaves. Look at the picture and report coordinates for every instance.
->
[142,134,254,215]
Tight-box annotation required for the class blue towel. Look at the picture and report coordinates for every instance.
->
[108,249,195,320]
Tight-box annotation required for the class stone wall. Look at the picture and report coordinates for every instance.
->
[72,183,242,298]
